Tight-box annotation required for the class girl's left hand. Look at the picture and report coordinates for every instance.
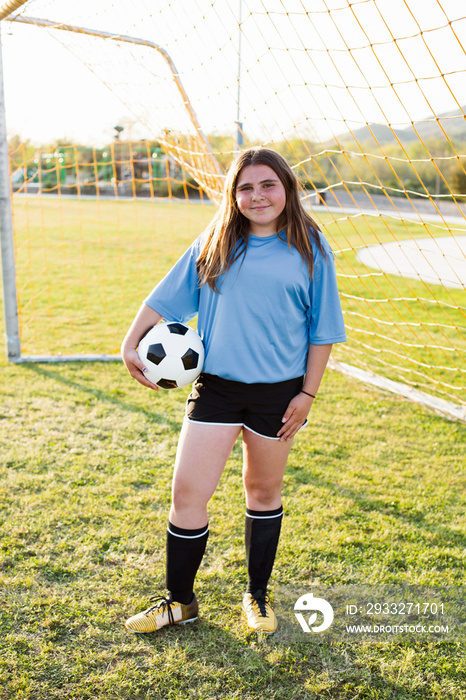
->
[277,393,314,442]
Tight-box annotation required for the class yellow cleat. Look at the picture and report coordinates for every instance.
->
[242,591,277,634]
[125,594,198,633]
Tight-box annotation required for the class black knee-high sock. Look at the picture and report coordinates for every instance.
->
[245,506,283,596]
[166,522,209,604]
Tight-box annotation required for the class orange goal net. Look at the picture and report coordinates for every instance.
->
[1,0,465,420]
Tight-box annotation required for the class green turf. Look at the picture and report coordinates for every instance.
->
[0,357,465,699]
[11,197,214,355]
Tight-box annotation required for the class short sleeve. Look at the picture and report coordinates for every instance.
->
[308,249,347,344]
[144,238,202,323]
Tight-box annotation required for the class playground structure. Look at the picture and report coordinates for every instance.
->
[9,142,196,197]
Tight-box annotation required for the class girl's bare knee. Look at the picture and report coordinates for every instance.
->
[244,480,282,509]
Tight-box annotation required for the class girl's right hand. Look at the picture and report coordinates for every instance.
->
[121,303,163,390]
[121,346,160,391]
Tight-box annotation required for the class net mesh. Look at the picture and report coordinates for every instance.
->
[2,0,465,410]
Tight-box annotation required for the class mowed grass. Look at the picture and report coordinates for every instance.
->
[11,195,466,404]
[0,359,465,698]
[11,196,214,355]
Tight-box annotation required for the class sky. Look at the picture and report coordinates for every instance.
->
[1,0,466,147]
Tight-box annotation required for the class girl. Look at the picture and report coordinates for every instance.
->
[121,148,346,634]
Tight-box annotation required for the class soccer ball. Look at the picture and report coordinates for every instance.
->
[138,322,204,389]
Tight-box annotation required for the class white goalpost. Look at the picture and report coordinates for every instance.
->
[0,23,20,361]
[0,3,224,363]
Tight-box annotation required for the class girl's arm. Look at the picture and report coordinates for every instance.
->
[277,343,333,441]
[121,304,163,390]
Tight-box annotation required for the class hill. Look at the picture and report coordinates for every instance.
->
[335,106,466,147]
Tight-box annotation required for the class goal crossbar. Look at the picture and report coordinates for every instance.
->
[7,14,223,188]
[0,0,28,21]
[0,14,224,364]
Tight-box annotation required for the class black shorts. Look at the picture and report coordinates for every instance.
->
[185,373,307,440]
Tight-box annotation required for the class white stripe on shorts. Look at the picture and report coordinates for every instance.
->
[185,416,278,440]
[184,416,243,428]
[184,416,308,441]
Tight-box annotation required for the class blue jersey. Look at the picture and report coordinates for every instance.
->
[144,230,346,383]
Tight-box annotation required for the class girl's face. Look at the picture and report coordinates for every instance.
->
[235,164,286,237]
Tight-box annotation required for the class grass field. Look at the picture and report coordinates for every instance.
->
[0,356,465,699]
[1,195,465,698]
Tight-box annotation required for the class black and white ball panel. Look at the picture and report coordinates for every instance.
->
[146,343,165,366]
[138,322,204,389]
[166,322,189,336]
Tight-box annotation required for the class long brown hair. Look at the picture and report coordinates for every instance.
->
[197,147,324,292]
